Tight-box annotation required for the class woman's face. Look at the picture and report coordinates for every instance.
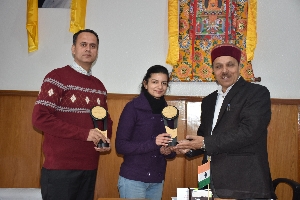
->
[143,73,168,99]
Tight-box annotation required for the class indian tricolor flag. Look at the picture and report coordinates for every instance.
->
[198,161,210,189]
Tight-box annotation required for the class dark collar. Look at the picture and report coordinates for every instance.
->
[143,91,166,114]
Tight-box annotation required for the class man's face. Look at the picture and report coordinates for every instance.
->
[71,32,98,71]
[212,56,241,92]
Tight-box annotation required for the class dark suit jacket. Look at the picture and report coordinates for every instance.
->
[189,77,276,199]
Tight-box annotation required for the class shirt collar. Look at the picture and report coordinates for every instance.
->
[217,76,241,97]
[70,61,92,76]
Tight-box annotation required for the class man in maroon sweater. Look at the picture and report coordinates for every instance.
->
[32,29,113,200]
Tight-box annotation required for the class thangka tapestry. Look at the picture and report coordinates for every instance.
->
[170,0,255,82]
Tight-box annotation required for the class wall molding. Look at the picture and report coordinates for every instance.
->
[1,90,300,105]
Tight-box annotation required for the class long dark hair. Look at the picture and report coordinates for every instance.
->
[140,65,170,93]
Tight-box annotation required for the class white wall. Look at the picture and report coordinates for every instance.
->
[0,0,300,98]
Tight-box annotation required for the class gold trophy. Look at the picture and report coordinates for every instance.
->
[162,105,179,146]
[90,105,109,148]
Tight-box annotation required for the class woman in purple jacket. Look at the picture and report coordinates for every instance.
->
[115,65,176,200]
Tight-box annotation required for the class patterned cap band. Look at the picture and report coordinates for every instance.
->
[211,44,242,64]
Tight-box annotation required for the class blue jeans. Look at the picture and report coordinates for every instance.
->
[117,176,164,200]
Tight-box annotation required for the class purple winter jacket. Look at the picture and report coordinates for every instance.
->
[115,92,176,183]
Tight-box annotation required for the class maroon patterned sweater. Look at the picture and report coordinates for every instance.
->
[32,65,112,170]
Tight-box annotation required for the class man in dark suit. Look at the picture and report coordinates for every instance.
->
[176,44,276,200]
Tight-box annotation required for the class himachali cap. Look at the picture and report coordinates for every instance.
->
[211,43,242,64]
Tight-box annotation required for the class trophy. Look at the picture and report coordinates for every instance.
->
[161,105,179,146]
[90,105,109,148]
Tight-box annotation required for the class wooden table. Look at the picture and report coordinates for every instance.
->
[98,199,148,200]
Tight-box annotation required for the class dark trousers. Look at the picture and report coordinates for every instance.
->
[41,167,97,200]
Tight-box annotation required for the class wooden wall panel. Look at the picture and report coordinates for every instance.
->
[184,102,203,188]
[94,98,189,200]
[163,100,187,199]
[267,104,299,199]
[94,97,132,198]
[0,91,299,200]
[0,95,42,188]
